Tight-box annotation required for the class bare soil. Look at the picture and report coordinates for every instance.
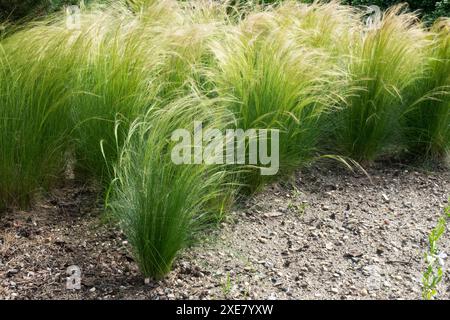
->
[0,163,449,300]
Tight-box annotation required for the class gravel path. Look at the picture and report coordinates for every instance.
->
[0,164,449,300]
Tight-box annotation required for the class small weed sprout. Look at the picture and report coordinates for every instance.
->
[222,272,233,297]
[296,202,309,216]
[422,201,450,300]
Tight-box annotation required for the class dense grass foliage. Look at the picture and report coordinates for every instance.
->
[0,22,78,208]
[66,6,163,181]
[334,5,429,162]
[402,19,450,160]
[209,12,345,188]
[0,0,448,277]
[109,95,234,278]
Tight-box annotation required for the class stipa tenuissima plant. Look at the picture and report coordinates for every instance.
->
[402,18,450,162]
[73,0,226,182]
[67,5,167,182]
[0,20,79,209]
[109,94,235,279]
[209,16,344,190]
[273,1,360,60]
[0,0,186,207]
[34,1,189,183]
[334,5,430,163]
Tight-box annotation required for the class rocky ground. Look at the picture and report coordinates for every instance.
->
[0,163,449,300]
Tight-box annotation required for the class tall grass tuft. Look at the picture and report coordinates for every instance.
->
[402,19,450,162]
[209,14,344,190]
[67,6,164,181]
[0,1,181,206]
[0,21,78,209]
[274,1,360,59]
[109,94,234,278]
[333,5,429,163]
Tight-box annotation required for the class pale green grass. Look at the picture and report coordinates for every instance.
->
[108,94,235,278]
[402,19,450,161]
[334,5,430,162]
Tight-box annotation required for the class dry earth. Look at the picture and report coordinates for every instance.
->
[0,163,449,300]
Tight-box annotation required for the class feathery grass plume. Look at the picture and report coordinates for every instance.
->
[402,18,450,162]
[181,0,231,24]
[67,4,168,182]
[109,94,235,278]
[131,0,224,99]
[333,4,429,163]
[0,1,178,209]
[131,0,182,23]
[209,12,343,191]
[271,1,358,146]
[53,1,179,182]
[157,22,220,98]
[0,17,81,209]
[273,1,360,60]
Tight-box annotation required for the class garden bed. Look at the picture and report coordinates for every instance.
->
[1,163,448,300]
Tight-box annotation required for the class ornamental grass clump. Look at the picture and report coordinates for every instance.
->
[67,5,166,181]
[109,94,235,278]
[0,1,180,207]
[333,5,429,162]
[209,12,345,190]
[273,1,360,60]
[0,20,78,209]
[402,19,450,162]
